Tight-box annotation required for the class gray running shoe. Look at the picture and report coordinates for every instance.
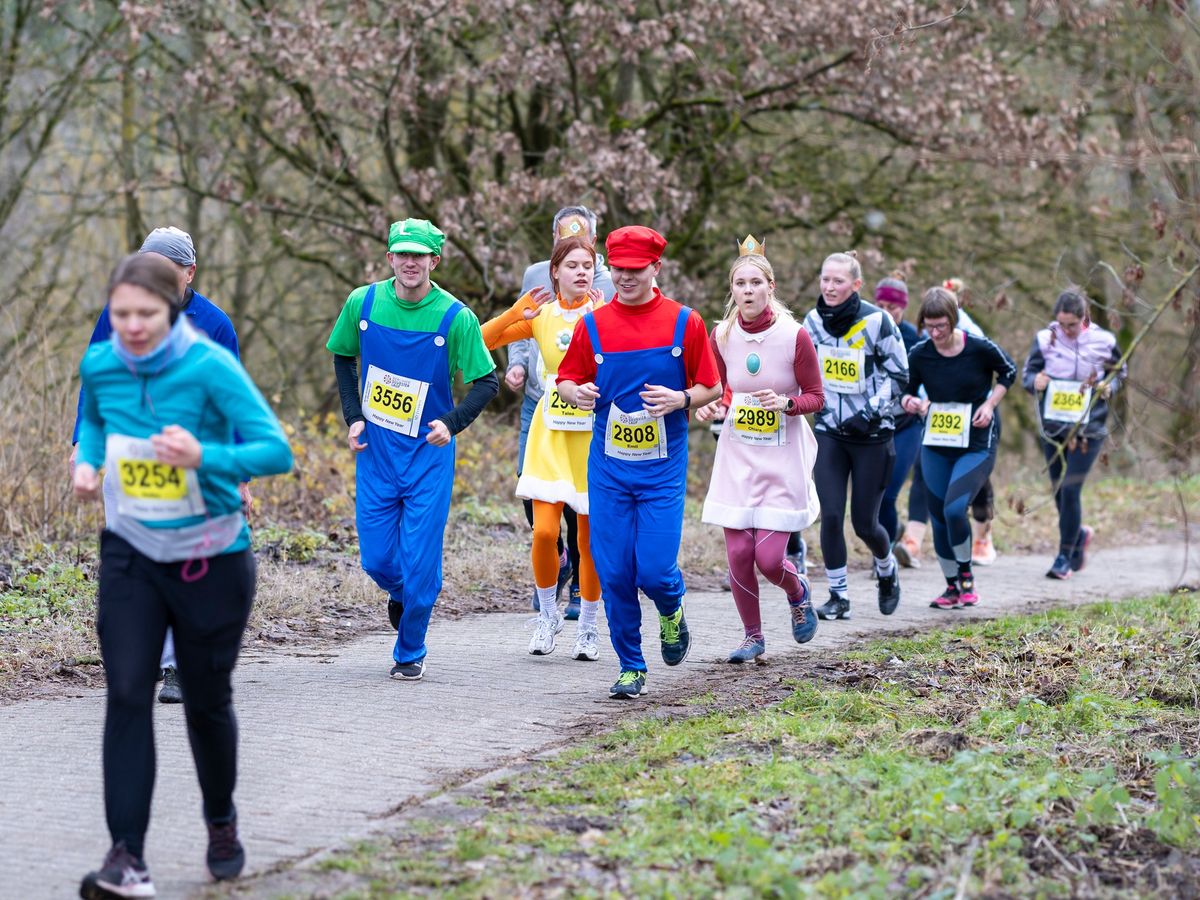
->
[157,666,182,704]
[79,842,153,900]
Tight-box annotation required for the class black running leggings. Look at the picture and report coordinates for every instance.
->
[97,531,255,859]
[1041,434,1105,555]
[813,433,895,569]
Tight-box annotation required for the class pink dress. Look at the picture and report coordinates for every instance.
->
[702,316,820,532]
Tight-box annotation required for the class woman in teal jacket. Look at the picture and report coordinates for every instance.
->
[73,253,292,900]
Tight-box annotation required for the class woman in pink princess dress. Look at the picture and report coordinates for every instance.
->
[698,238,824,663]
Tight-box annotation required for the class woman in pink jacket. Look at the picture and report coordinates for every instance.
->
[698,238,824,663]
[1022,288,1126,579]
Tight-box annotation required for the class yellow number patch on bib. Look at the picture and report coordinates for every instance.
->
[368,383,417,421]
[118,459,188,501]
[735,406,778,433]
[610,420,659,450]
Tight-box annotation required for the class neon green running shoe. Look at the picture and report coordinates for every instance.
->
[609,669,647,699]
[659,606,690,666]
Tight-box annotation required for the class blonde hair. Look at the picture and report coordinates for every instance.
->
[822,250,861,282]
[942,277,966,308]
[715,254,795,344]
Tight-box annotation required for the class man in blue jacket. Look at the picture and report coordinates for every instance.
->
[71,226,246,704]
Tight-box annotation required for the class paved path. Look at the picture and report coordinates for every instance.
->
[2,542,1196,899]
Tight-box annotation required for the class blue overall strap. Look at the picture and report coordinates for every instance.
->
[582,311,603,356]
[435,300,464,338]
[671,305,692,348]
[360,282,378,324]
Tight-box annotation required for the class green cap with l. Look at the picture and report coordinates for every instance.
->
[387,218,445,255]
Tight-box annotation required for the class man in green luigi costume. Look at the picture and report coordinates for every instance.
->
[327,218,498,681]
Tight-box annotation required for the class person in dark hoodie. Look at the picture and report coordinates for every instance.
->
[801,251,908,621]
[1022,287,1125,579]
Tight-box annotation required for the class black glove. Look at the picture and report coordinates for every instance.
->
[840,406,881,437]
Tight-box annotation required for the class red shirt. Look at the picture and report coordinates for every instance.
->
[557,289,720,391]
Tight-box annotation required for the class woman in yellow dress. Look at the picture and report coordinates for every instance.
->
[482,235,603,660]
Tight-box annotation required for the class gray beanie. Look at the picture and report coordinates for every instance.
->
[139,226,196,267]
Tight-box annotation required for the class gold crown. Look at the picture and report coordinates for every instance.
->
[738,234,765,257]
[557,216,589,240]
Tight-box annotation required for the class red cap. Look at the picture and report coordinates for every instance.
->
[605,225,667,268]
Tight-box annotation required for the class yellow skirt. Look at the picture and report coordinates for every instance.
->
[515,399,591,514]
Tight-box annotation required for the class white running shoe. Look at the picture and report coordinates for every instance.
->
[572,625,600,661]
[528,611,563,656]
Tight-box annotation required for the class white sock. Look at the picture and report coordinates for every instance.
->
[826,566,848,597]
[579,598,599,629]
[537,585,559,619]
[874,554,896,578]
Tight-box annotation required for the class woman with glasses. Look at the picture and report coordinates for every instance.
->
[899,287,1015,610]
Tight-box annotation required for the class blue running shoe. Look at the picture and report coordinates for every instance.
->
[790,576,818,642]
[564,584,582,621]
[727,635,766,663]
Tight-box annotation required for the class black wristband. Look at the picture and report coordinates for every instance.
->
[681,390,691,410]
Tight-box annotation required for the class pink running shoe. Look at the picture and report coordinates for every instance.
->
[957,572,979,607]
[930,586,960,610]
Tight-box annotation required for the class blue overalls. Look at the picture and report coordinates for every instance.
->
[356,283,462,665]
[583,306,692,672]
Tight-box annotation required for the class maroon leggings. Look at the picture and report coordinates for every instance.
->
[724,528,805,638]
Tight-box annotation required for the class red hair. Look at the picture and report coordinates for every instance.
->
[549,236,597,292]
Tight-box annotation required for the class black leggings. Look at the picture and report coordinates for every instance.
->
[813,433,895,569]
[97,531,255,859]
[1041,434,1105,555]
[522,499,579,585]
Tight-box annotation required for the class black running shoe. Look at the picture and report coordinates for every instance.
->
[659,606,690,666]
[815,593,851,620]
[388,599,404,631]
[79,841,154,899]
[609,669,647,699]
[877,571,901,616]
[1046,554,1072,580]
[206,814,245,881]
[157,666,182,704]
[389,659,425,681]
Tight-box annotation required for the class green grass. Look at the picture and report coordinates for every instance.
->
[246,592,1200,899]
